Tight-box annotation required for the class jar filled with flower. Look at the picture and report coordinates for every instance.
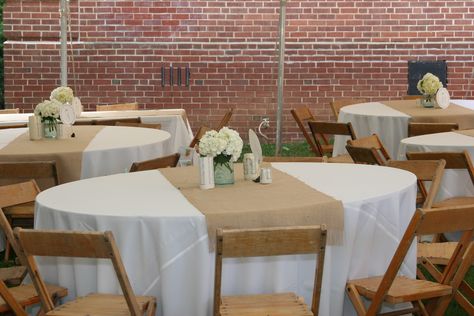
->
[34,99,62,138]
[198,127,243,185]
[417,73,443,108]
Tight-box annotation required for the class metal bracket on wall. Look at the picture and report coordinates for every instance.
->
[160,65,190,87]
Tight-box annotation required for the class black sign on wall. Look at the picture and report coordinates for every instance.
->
[408,60,447,95]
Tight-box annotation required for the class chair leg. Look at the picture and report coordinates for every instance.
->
[4,241,11,262]
[145,298,157,316]
[346,284,367,316]
[413,300,429,316]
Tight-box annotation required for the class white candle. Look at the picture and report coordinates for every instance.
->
[28,116,42,140]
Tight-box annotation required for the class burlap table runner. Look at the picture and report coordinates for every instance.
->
[382,100,474,129]
[454,129,474,137]
[0,125,105,183]
[160,164,344,246]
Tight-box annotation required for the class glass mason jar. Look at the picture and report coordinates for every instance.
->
[214,159,234,185]
[42,119,58,139]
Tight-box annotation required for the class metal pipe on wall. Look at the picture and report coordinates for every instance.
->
[60,0,68,86]
[275,0,287,156]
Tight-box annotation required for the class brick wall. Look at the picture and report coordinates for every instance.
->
[4,0,474,141]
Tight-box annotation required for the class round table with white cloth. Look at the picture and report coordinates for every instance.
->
[0,126,171,181]
[333,99,474,158]
[34,163,417,316]
[398,131,474,200]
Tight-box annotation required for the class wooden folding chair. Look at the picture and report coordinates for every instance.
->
[0,108,20,114]
[0,161,60,191]
[345,145,384,165]
[216,109,233,130]
[93,117,141,126]
[346,205,474,316]
[403,95,422,100]
[14,229,157,316]
[115,122,161,129]
[214,226,327,316]
[73,119,95,125]
[189,125,211,149]
[408,122,459,137]
[263,156,328,163]
[386,160,446,208]
[290,106,320,155]
[347,134,391,162]
[0,123,27,129]
[406,151,474,208]
[307,121,356,161]
[129,153,181,172]
[329,98,366,118]
[96,102,139,111]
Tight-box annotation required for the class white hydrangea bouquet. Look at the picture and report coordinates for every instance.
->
[50,86,74,104]
[417,73,443,107]
[199,127,243,185]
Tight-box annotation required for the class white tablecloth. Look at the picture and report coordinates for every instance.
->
[0,126,171,180]
[0,109,192,153]
[333,99,474,158]
[34,163,417,316]
[398,131,474,200]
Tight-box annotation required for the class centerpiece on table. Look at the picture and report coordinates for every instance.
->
[417,73,443,108]
[34,86,75,138]
[198,127,243,185]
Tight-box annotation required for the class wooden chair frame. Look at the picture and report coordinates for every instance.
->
[0,161,60,190]
[92,117,141,126]
[346,205,474,316]
[0,123,28,129]
[216,109,233,130]
[129,153,181,172]
[330,98,366,118]
[290,106,320,155]
[345,145,385,166]
[408,122,459,137]
[115,122,161,129]
[308,121,356,157]
[214,226,327,316]
[96,102,139,111]
[14,229,156,316]
[189,126,211,148]
[0,108,20,114]
[386,159,446,208]
[346,134,391,161]
[263,156,328,163]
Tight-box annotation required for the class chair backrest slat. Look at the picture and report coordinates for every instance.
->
[0,181,40,209]
[330,98,366,118]
[216,109,233,130]
[347,134,391,160]
[0,161,59,191]
[308,121,356,156]
[129,153,180,172]
[408,122,459,137]
[0,108,20,114]
[346,145,385,165]
[291,107,319,155]
[262,156,328,163]
[115,122,161,129]
[416,205,474,235]
[96,102,138,111]
[0,124,28,129]
[93,117,141,126]
[189,126,211,148]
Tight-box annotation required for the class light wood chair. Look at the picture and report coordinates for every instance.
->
[386,160,446,208]
[408,122,459,137]
[0,123,28,129]
[330,98,366,118]
[96,102,139,111]
[263,156,328,163]
[346,205,474,316]
[189,125,211,149]
[345,145,386,166]
[73,119,95,125]
[406,151,474,208]
[308,121,356,158]
[0,161,60,191]
[214,226,327,316]
[93,117,141,126]
[216,109,233,130]
[291,106,320,155]
[14,229,157,316]
[0,108,20,114]
[129,153,180,172]
[346,134,391,162]
[403,95,422,100]
[115,122,162,129]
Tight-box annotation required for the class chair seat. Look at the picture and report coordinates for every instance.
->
[46,293,155,316]
[348,276,452,304]
[328,153,353,163]
[0,266,27,286]
[321,144,334,154]
[3,201,35,218]
[0,283,67,313]
[220,292,313,316]
[433,196,474,208]
[417,242,462,265]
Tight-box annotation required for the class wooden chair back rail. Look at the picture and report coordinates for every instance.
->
[330,98,367,118]
[345,145,385,166]
[0,161,59,181]
[0,181,40,209]
[0,108,20,114]
[92,117,141,126]
[386,160,446,208]
[115,122,161,129]
[0,124,27,129]
[346,134,391,161]
[129,153,180,172]
[290,107,320,155]
[262,156,328,163]
[0,279,27,316]
[403,95,422,100]
[214,225,327,316]
[189,126,211,148]
[96,102,139,111]
[14,229,142,315]
[408,122,459,137]
[73,120,94,125]
[406,151,474,186]
[216,109,233,130]
[308,121,356,156]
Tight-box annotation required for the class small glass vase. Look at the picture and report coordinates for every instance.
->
[421,95,436,108]
[214,160,234,185]
[42,120,58,139]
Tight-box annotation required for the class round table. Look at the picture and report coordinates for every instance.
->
[0,126,171,183]
[35,163,417,316]
[333,99,474,158]
[398,130,474,200]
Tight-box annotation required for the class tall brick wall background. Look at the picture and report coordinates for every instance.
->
[4,0,474,141]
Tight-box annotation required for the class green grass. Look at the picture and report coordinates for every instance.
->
[240,141,314,161]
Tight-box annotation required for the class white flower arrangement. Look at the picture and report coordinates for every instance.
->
[50,86,74,104]
[199,127,243,164]
[417,73,443,96]
[34,99,62,121]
